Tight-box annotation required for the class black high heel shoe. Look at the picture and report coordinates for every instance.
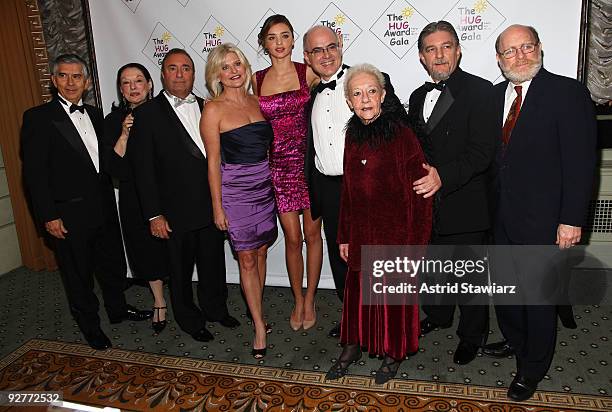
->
[374,355,402,385]
[251,346,267,359]
[325,344,362,381]
[152,306,167,334]
[251,323,268,359]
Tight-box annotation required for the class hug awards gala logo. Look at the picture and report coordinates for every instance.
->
[190,16,239,62]
[142,22,186,68]
[370,0,428,59]
[121,0,141,14]
[442,0,506,46]
[312,3,362,52]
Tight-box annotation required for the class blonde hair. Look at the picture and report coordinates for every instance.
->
[205,43,252,98]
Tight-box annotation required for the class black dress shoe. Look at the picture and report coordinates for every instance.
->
[328,324,341,338]
[558,305,577,329]
[507,375,538,402]
[84,330,112,350]
[482,340,515,358]
[453,341,479,365]
[218,315,241,328]
[109,305,153,324]
[420,318,452,335]
[191,327,214,342]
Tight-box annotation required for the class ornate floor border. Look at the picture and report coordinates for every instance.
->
[1,339,610,411]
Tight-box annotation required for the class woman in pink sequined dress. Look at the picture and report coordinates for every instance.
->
[252,15,322,331]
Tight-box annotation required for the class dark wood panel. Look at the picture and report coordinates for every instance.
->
[0,0,56,270]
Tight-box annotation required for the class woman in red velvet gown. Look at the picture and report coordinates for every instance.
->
[325,64,432,385]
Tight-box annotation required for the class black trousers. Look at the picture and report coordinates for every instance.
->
[53,220,127,338]
[492,221,557,381]
[313,169,348,302]
[166,224,229,335]
[422,230,489,346]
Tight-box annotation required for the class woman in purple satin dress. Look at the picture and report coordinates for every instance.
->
[201,44,277,359]
[252,15,322,331]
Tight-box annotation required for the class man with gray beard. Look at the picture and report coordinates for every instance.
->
[487,24,596,402]
[407,21,496,366]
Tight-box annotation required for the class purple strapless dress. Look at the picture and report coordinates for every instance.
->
[256,62,311,213]
[220,121,277,251]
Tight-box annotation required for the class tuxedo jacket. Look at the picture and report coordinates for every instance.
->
[408,67,497,235]
[21,99,118,232]
[128,92,212,233]
[304,68,407,219]
[492,68,597,244]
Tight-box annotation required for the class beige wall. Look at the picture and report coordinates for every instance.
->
[0,149,21,274]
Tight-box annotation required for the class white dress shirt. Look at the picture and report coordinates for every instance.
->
[503,79,532,123]
[59,95,99,172]
[422,88,442,123]
[311,67,353,176]
[164,91,206,157]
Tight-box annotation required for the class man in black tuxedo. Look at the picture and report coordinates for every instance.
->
[407,21,497,365]
[21,54,152,350]
[303,25,407,338]
[128,49,239,342]
[486,25,596,401]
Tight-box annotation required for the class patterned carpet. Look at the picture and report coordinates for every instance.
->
[0,266,610,409]
[0,339,610,411]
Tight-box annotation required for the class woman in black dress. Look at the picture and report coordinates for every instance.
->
[104,63,169,333]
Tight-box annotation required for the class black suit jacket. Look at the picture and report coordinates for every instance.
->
[408,67,497,235]
[128,92,212,233]
[304,67,407,219]
[493,68,597,244]
[21,99,117,232]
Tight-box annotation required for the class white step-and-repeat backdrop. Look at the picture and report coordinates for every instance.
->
[89,0,583,287]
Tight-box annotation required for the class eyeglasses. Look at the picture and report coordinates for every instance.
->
[306,43,339,57]
[498,43,539,59]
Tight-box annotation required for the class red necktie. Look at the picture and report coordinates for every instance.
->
[502,85,522,145]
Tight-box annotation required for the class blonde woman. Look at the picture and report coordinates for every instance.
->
[201,43,277,359]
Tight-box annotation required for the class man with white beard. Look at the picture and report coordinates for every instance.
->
[487,24,596,402]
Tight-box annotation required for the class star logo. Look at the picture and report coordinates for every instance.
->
[402,7,414,18]
[474,0,488,13]
[190,15,239,63]
[334,14,346,25]
[161,32,172,43]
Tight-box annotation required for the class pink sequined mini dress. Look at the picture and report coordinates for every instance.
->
[256,62,311,213]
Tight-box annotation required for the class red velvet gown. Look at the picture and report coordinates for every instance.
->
[338,124,432,359]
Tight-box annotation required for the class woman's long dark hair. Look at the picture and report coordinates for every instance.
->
[110,62,154,112]
[257,14,295,55]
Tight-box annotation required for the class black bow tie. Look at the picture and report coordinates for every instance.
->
[424,81,445,92]
[58,96,85,113]
[314,68,345,94]
[69,104,85,114]
[315,80,336,93]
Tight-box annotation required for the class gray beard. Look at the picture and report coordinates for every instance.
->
[431,70,451,82]
[501,60,542,84]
